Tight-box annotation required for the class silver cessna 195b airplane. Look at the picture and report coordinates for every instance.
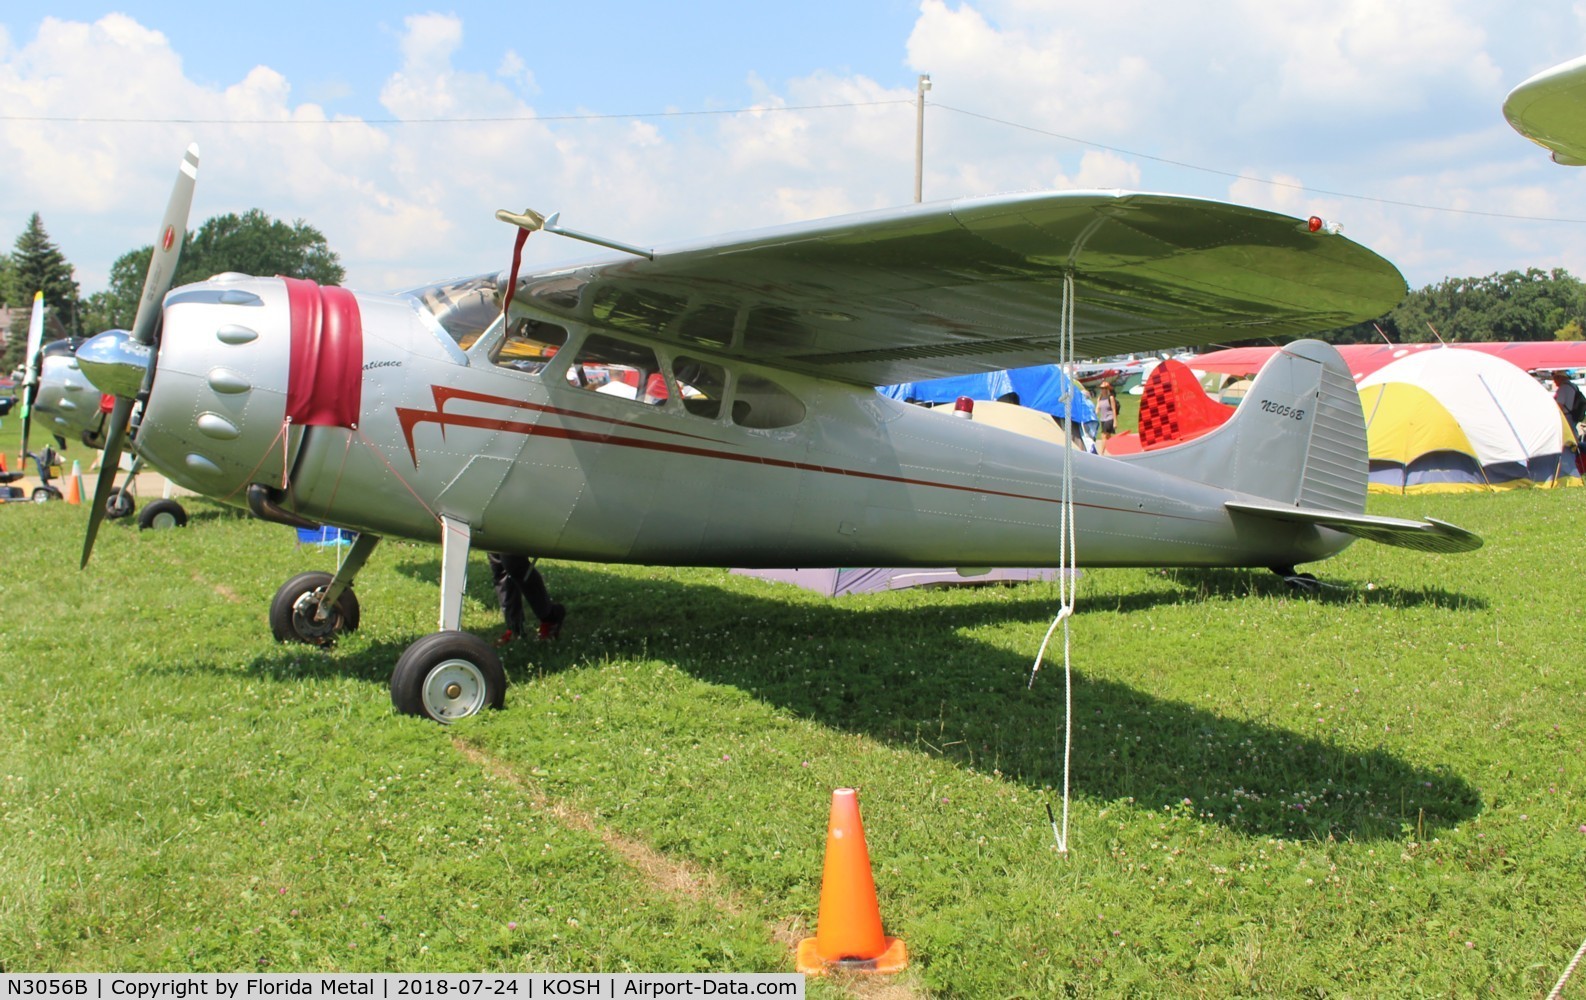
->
[75,145,1480,723]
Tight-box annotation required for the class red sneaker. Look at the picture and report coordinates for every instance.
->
[538,604,567,641]
[495,630,516,647]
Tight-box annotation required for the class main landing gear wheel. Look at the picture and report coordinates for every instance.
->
[390,631,506,724]
[106,488,136,519]
[270,571,362,646]
[137,498,187,530]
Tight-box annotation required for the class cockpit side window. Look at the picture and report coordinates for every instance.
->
[401,274,500,350]
[491,317,568,375]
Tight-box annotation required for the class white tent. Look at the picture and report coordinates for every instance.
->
[1358,348,1580,493]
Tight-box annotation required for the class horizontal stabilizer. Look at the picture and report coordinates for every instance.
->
[1226,501,1483,554]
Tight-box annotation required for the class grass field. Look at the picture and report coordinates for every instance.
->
[2,483,1584,997]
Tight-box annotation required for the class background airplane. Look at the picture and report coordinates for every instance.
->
[74,147,1480,723]
[11,297,181,523]
[1505,53,1586,164]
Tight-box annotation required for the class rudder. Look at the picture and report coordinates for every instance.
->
[1113,340,1368,514]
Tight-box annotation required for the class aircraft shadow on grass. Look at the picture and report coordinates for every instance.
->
[372,558,1478,842]
[1116,567,1490,613]
[158,557,1481,843]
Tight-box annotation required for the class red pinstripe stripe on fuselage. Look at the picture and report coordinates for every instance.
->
[393,385,1207,523]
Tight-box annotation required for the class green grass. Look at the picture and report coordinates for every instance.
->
[3,487,1585,997]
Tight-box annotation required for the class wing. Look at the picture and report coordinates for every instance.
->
[512,190,1407,387]
[1504,54,1586,165]
[1226,501,1483,554]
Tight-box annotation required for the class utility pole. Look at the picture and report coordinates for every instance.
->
[914,74,931,203]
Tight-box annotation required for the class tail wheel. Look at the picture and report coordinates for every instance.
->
[270,571,361,646]
[390,631,506,723]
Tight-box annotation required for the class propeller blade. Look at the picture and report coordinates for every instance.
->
[129,143,200,348]
[80,143,199,568]
[18,408,31,470]
[17,291,44,465]
[81,397,134,568]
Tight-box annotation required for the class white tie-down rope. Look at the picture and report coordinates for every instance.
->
[1029,269,1079,855]
[1547,934,1586,1000]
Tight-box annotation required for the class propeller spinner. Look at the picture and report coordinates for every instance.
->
[78,143,199,567]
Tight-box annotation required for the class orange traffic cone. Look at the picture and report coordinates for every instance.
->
[0,451,7,472]
[65,460,83,505]
[795,788,908,975]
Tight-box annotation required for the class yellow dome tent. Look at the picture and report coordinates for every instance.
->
[1358,349,1581,493]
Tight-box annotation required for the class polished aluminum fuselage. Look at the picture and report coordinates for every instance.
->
[135,275,1343,571]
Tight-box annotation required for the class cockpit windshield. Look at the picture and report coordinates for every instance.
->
[400,273,500,350]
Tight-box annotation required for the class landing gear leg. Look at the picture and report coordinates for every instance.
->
[106,454,143,520]
[389,516,505,723]
[315,531,382,619]
[269,533,381,645]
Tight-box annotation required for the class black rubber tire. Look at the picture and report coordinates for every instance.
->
[390,631,507,723]
[31,486,61,503]
[137,498,188,530]
[106,488,136,519]
[269,571,362,646]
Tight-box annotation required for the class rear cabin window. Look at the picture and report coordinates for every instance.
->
[732,373,805,429]
[565,334,669,405]
[674,356,728,420]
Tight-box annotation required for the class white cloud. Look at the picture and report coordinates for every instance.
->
[1235,0,1501,122]
[496,50,537,94]
[4,4,1586,299]
[1053,150,1141,191]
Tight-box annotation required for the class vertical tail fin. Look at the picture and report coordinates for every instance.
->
[1113,340,1368,514]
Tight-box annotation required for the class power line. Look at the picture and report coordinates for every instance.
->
[8,92,1582,226]
[932,102,1586,225]
[0,98,912,126]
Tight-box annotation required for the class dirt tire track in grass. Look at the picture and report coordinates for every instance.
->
[140,541,243,603]
[452,738,927,999]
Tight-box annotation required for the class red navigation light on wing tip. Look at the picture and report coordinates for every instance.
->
[1307,216,1323,233]
[1301,216,1342,235]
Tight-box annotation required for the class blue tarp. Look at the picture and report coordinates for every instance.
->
[878,365,1097,423]
[295,525,355,546]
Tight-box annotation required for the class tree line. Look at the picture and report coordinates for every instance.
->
[1317,267,1586,345]
[1,211,345,375]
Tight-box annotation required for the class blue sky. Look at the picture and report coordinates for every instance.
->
[32,2,927,119]
[5,2,1586,298]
